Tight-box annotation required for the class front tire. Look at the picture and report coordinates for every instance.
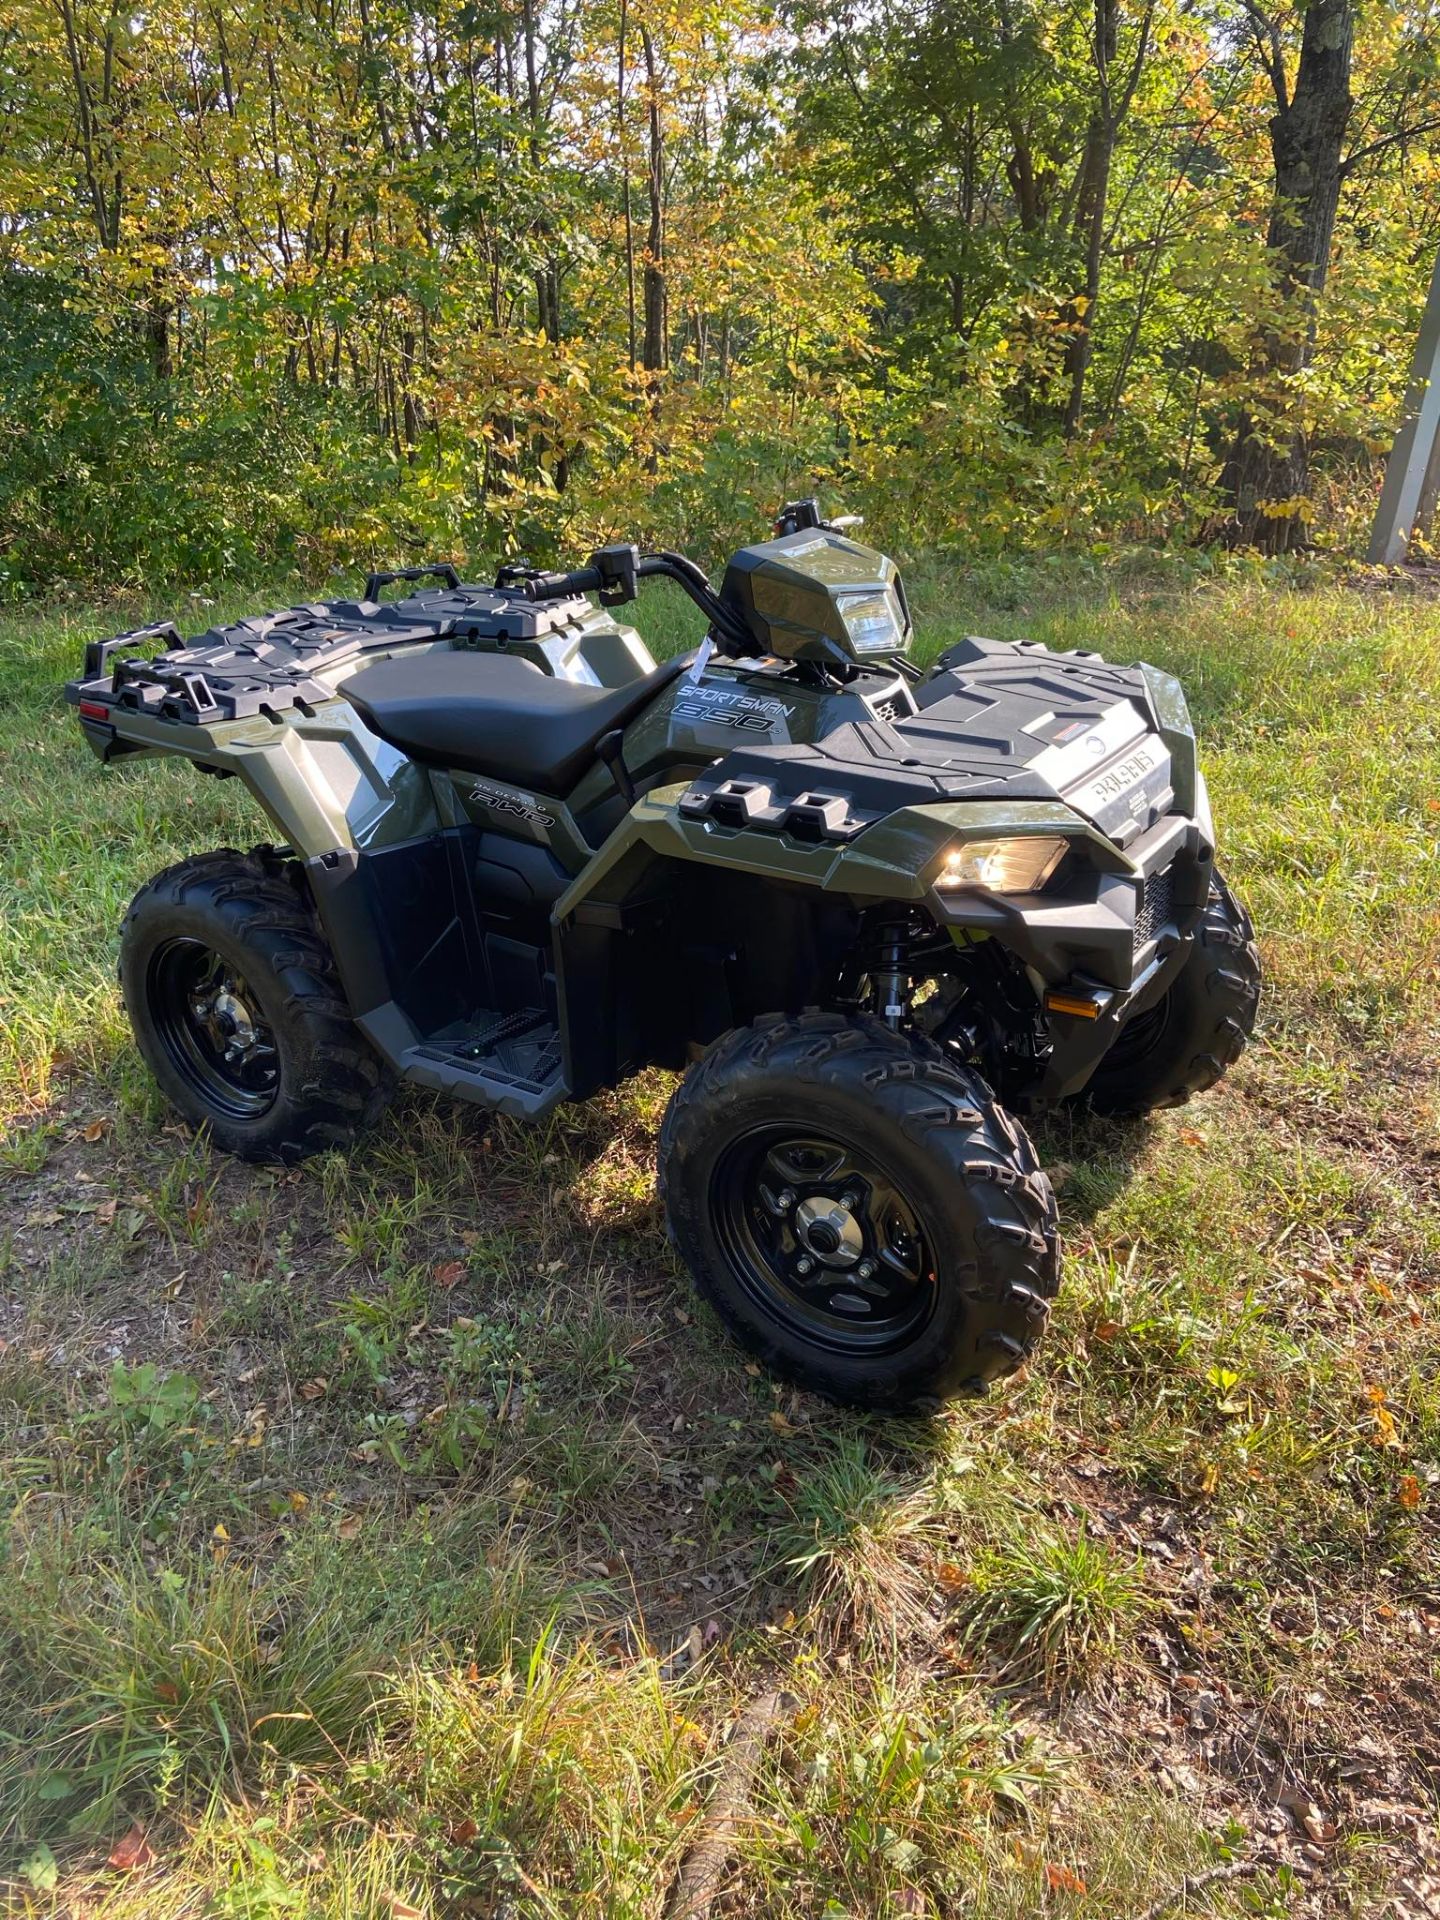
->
[658,1012,1059,1412]
[120,848,390,1163]
[1077,869,1261,1116]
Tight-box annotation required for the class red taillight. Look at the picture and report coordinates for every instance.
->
[78,701,110,721]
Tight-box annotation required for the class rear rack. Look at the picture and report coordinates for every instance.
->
[66,570,592,731]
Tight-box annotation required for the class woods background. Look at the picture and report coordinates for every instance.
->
[0,0,1437,596]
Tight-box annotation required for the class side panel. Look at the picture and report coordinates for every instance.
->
[551,786,1208,1102]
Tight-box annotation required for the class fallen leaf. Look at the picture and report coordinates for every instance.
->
[287,1490,309,1513]
[1177,1126,1206,1148]
[81,1119,109,1143]
[1280,1787,1332,1844]
[450,1817,479,1846]
[95,1196,118,1225]
[768,1409,795,1434]
[1367,1386,1400,1448]
[383,1897,423,1920]
[299,1376,328,1401]
[337,1511,363,1540]
[1398,1474,1421,1511]
[1092,1318,1121,1342]
[212,1522,230,1542]
[433,1260,465,1289]
[154,1681,179,1704]
[936,1561,969,1591]
[21,1843,58,1892]
[1045,1862,1087,1895]
[108,1825,155,1871]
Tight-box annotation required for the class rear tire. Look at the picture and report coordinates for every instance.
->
[658,1011,1059,1412]
[1076,869,1261,1116]
[120,847,390,1163]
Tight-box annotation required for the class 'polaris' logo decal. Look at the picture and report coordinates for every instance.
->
[469,782,555,827]
[1088,747,1156,807]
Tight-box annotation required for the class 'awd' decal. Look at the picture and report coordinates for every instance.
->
[469,782,555,827]
[673,684,794,734]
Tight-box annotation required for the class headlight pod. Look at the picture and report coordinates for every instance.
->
[833,585,906,653]
[935,836,1070,895]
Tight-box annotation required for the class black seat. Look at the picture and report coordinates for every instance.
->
[344,650,688,795]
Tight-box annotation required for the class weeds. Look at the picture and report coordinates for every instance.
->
[1,564,1436,1913]
[770,1433,942,1648]
[965,1521,1149,1686]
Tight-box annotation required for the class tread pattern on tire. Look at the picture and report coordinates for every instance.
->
[1080,870,1261,1115]
[658,1010,1060,1411]
[120,846,390,1163]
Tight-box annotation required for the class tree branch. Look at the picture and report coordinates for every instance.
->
[1240,0,1289,114]
[1341,115,1440,178]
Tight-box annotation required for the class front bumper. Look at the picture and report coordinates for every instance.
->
[926,810,1214,1103]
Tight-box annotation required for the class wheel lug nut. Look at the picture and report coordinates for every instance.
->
[777,1189,796,1211]
[839,1192,857,1211]
[795,1256,814,1276]
[858,1258,876,1280]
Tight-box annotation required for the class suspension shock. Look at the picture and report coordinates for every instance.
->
[872,917,911,1031]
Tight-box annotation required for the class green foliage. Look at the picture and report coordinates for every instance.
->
[0,0,1435,588]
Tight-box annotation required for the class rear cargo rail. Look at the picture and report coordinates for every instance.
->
[65,568,597,743]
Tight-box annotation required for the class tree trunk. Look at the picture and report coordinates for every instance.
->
[1062,108,1114,436]
[618,0,637,371]
[640,24,666,377]
[1219,0,1354,551]
[1062,0,1152,436]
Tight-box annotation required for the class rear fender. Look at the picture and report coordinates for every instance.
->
[77,698,442,858]
[88,702,449,1054]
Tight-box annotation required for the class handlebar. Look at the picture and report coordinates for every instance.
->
[523,564,605,601]
[520,547,756,654]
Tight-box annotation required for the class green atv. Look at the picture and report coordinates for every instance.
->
[67,501,1260,1411]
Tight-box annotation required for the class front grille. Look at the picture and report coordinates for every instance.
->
[1134,865,1175,950]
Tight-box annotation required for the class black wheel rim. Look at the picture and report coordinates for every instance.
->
[712,1127,936,1354]
[148,938,280,1120]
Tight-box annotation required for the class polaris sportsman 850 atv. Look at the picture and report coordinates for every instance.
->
[67,501,1259,1410]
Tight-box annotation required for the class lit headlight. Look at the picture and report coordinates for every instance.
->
[935,836,1069,894]
[834,585,905,653]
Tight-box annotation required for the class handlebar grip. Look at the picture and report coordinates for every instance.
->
[363,562,462,601]
[524,566,603,601]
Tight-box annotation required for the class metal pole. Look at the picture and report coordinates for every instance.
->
[1369,243,1440,564]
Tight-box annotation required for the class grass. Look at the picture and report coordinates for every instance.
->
[0,552,1437,1915]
